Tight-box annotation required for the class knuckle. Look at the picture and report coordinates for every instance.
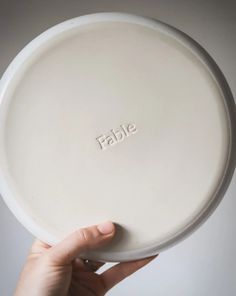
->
[78,228,89,241]
[76,228,91,249]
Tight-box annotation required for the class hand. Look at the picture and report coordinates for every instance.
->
[14,221,157,296]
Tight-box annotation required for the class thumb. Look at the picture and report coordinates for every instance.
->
[45,221,115,264]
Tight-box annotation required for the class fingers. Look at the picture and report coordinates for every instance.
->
[73,258,105,272]
[30,239,51,254]
[45,221,115,265]
[101,255,158,291]
[82,259,106,272]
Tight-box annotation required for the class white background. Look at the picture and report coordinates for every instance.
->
[0,0,235,295]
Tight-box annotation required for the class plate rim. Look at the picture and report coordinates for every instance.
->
[0,12,235,262]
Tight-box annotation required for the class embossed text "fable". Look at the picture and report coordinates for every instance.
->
[96,123,138,150]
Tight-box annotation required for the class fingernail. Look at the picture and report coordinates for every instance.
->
[97,221,115,235]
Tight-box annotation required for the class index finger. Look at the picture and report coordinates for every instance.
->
[101,255,158,291]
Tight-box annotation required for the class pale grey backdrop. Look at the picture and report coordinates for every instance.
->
[0,0,235,295]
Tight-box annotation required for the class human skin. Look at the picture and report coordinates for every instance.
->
[14,221,157,296]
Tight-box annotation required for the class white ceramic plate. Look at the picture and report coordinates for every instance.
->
[0,13,235,262]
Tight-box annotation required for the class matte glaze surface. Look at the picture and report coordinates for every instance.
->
[0,13,235,261]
